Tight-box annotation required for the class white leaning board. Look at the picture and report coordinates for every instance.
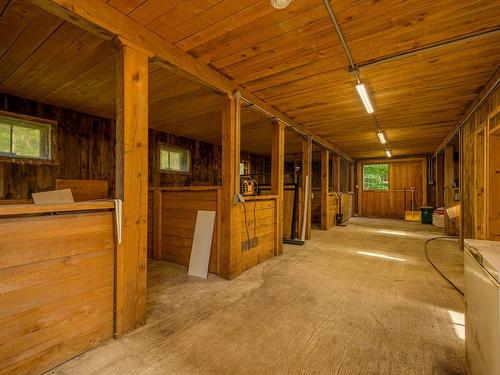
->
[188,210,216,279]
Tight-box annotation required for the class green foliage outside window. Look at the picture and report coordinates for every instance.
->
[159,144,190,172]
[0,116,51,159]
[363,164,389,191]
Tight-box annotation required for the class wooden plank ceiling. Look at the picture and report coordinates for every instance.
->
[106,0,500,158]
[0,0,306,155]
[1,0,500,158]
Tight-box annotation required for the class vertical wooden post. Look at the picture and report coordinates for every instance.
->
[435,153,444,207]
[271,119,285,255]
[152,189,162,260]
[115,43,149,336]
[444,144,455,234]
[332,154,341,192]
[301,137,312,240]
[321,149,330,230]
[220,93,241,279]
[350,163,355,192]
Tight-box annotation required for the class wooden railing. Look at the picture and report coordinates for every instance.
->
[0,201,116,374]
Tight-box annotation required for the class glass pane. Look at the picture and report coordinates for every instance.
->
[159,148,169,170]
[170,151,181,171]
[159,145,190,172]
[0,123,10,154]
[12,125,40,158]
[363,164,389,191]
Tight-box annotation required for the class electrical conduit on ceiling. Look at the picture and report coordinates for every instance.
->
[322,0,392,157]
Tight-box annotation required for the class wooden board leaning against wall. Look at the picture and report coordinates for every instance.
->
[357,158,428,219]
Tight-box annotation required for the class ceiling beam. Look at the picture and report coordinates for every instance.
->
[28,0,353,163]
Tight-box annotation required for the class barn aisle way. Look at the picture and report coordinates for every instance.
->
[51,218,465,375]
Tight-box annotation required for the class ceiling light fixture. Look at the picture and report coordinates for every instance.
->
[355,83,374,114]
[377,131,386,144]
[270,0,292,9]
[385,149,392,158]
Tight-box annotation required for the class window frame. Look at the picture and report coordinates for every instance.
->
[240,160,250,176]
[158,143,191,174]
[0,111,57,164]
[362,163,390,192]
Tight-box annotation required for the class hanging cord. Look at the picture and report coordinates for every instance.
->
[241,177,259,251]
[424,236,463,296]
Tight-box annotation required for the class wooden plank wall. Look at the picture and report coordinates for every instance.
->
[461,76,500,240]
[149,188,220,274]
[149,130,271,187]
[358,159,426,218]
[0,93,115,199]
[0,211,115,374]
[240,197,276,272]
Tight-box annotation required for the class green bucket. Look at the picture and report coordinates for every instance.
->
[420,207,434,224]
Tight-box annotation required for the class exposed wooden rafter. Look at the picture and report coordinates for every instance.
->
[28,0,353,162]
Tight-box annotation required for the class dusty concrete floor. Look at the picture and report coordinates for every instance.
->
[50,217,465,374]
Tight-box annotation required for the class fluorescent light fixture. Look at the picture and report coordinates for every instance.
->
[355,83,374,113]
[377,131,386,144]
[270,0,292,9]
[385,149,392,158]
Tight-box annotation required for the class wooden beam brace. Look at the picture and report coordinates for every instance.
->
[301,138,312,240]
[321,150,330,230]
[220,94,241,279]
[271,119,285,255]
[28,0,352,162]
[115,43,149,336]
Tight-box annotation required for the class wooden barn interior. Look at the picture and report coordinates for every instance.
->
[0,0,499,374]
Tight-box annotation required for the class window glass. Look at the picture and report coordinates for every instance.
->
[159,144,190,172]
[240,160,250,175]
[0,115,51,159]
[363,164,389,191]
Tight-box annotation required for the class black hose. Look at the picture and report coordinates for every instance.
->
[424,236,464,297]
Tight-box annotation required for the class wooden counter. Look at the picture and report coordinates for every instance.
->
[0,201,116,374]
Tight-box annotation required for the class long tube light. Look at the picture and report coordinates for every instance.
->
[377,131,386,144]
[355,83,374,114]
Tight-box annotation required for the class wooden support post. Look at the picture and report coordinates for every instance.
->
[301,138,312,240]
[115,43,149,336]
[271,119,285,255]
[321,150,330,230]
[435,153,444,207]
[332,154,341,192]
[444,144,455,234]
[152,190,162,260]
[220,94,241,279]
[350,163,355,192]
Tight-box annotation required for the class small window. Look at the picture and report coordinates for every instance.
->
[159,144,191,173]
[363,164,389,191]
[240,160,250,175]
[0,114,52,160]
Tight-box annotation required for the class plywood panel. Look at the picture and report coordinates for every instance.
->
[0,211,114,374]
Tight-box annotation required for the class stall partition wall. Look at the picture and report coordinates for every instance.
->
[0,202,115,374]
[357,158,427,219]
[461,76,500,241]
[0,93,116,200]
[240,196,278,272]
[148,187,221,274]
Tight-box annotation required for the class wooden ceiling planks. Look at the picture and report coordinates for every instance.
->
[104,0,500,158]
[3,0,500,159]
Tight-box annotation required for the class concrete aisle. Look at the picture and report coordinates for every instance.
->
[50,218,465,375]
